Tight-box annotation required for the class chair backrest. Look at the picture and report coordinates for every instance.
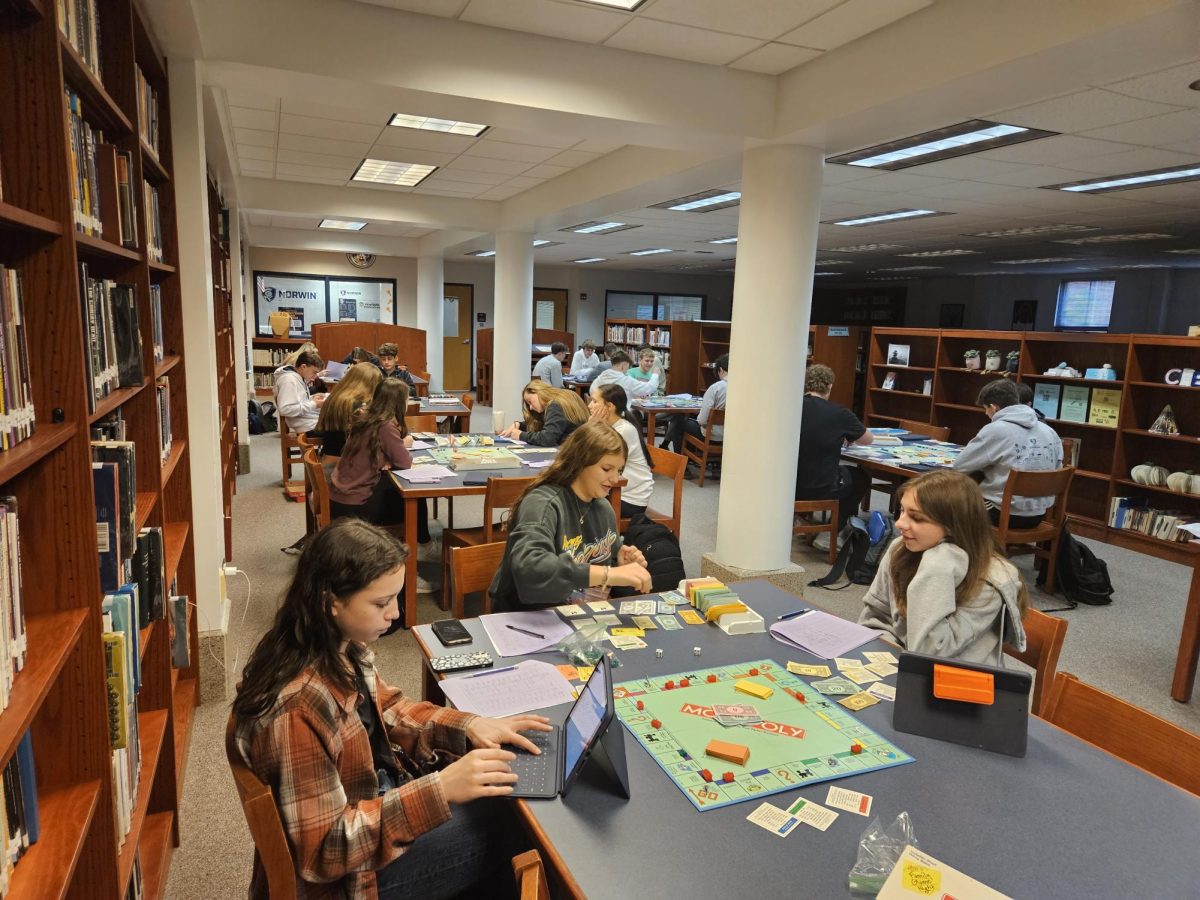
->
[897,418,950,441]
[1060,436,1078,467]
[1004,608,1068,716]
[302,448,332,528]
[406,414,438,433]
[703,407,725,441]
[225,716,298,899]
[512,849,550,900]
[483,476,537,541]
[449,542,506,618]
[456,394,475,434]
[645,445,686,537]
[995,467,1074,534]
[1041,673,1200,797]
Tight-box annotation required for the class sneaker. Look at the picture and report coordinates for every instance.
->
[281,535,308,555]
[811,531,831,552]
[417,537,443,562]
[416,574,437,594]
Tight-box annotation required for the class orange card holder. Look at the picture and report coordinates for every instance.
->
[932,663,995,705]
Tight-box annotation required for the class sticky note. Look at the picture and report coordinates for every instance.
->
[575,665,595,683]
[901,861,941,896]
[555,664,579,681]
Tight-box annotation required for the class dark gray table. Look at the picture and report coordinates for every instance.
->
[414,581,1200,899]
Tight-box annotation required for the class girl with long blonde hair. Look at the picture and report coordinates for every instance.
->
[498,381,589,446]
[314,362,382,456]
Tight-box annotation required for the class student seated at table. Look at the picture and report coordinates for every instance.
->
[531,342,568,389]
[953,379,1062,528]
[340,345,380,367]
[312,362,382,457]
[498,381,588,446]
[589,383,653,520]
[490,421,652,610]
[570,339,601,377]
[628,346,658,383]
[232,518,551,900]
[592,343,618,374]
[377,342,416,387]
[589,350,659,406]
[330,379,438,591]
[274,349,327,435]
[661,353,728,461]
[857,470,1028,664]
[795,364,873,532]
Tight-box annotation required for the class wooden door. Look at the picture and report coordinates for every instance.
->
[443,283,474,391]
[533,287,567,331]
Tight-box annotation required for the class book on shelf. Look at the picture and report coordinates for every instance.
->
[100,630,129,751]
[1032,382,1061,419]
[155,375,172,460]
[0,730,40,886]
[169,595,189,668]
[0,267,36,452]
[144,181,164,262]
[102,589,140,695]
[1087,387,1121,427]
[56,0,102,78]
[65,88,103,236]
[126,852,144,900]
[1109,496,1199,542]
[91,409,127,441]
[134,527,166,629]
[110,283,145,387]
[136,68,160,158]
[1059,384,1090,423]
[0,497,27,716]
[115,149,138,248]
[149,284,164,365]
[93,461,123,592]
[92,440,137,561]
[101,612,140,848]
[922,376,933,395]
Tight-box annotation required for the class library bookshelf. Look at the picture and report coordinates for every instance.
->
[0,0,199,896]
[251,336,304,397]
[209,177,235,562]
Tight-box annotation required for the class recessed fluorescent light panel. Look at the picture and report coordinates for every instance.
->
[573,257,607,263]
[353,159,437,186]
[388,113,487,137]
[466,250,495,257]
[994,257,1082,265]
[825,243,904,253]
[1053,233,1175,245]
[813,272,843,276]
[706,236,738,244]
[827,119,1056,170]
[576,0,646,9]
[1044,164,1200,194]
[562,221,640,235]
[880,265,941,271]
[827,209,945,227]
[628,248,674,256]
[896,249,979,258]
[532,240,563,248]
[653,190,742,213]
[969,224,1098,238]
[319,219,366,231]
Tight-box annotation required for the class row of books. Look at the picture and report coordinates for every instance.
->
[65,88,103,236]
[135,68,160,159]
[156,377,172,462]
[79,265,145,413]
[1109,496,1199,543]
[0,732,40,895]
[0,269,35,452]
[0,497,26,718]
[252,371,277,391]
[103,600,141,848]
[144,182,164,263]
[56,0,102,78]
[149,285,165,366]
[1031,382,1121,427]
[604,324,672,347]
[252,346,294,366]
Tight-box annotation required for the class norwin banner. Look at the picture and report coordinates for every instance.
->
[329,277,396,324]
[255,272,329,336]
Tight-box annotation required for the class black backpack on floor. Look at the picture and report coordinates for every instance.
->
[810,512,895,590]
[623,515,686,592]
[248,399,277,434]
[1051,525,1114,608]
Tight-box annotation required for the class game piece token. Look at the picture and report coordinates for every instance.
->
[706,674,717,683]
[722,772,735,783]
[839,691,881,711]
[748,667,760,676]
[787,661,831,678]
[665,680,675,690]
[866,682,897,702]
[680,678,690,687]
[746,802,799,838]
[655,648,663,659]
[700,769,713,782]
[651,719,662,729]
[825,786,873,816]
[850,742,863,754]
[635,700,644,711]
[679,609,705,625]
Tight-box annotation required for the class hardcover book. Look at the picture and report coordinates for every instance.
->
[1059,385,1090,423]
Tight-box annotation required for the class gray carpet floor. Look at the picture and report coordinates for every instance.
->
[165,410,1200,898]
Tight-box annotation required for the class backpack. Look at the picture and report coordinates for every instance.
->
[809,511,895,590]
[622,515,686,593]
[248,399,277,434]
[1050,525,1114,608]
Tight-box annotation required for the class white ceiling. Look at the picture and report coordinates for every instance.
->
[157,0,1200,281]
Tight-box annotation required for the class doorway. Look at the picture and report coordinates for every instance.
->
[533,287,568,331]
[442,283,473,391]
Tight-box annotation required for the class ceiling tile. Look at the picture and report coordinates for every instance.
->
[572,137,626,154]
[604,18,762,66]
[361,145,459,166]
[270,216,322,229]
[1065,147,1200,176]
[524,163,572,179]
[547,149,600,167]
[427,168,510,185]
[224,88,277,111]
[779,0,930,51]
[236,144,275,162]
[729,42,822,75]
[640,0,839,41]
[276,162,352,181]
[501,175,544,189]
[477,186,524,200]
[832,171,953,193]
[279,113,383,143]
[230,106,278,131]
[443,155,529,176]
[277,133,373,157]
[973,135,1133,167]
[372,127,480,153]
[1103,61,1200,108]
[483,127,578,148]
[246,212,271,226]
[414,184,486,197]
[463,140,561,163]
[279,100,389,127]
[1079,108,1200,147]
[276,148,365,168]
[353,0,469,15]
[460,0,626,43]
[234,128,276,149]
[239,160,274,174]
[993,89,1185,133]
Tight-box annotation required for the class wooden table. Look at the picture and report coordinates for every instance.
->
[563,376,594,397]
[632,398,701,438]
[411,581,1200,900]
[417,399,472,429]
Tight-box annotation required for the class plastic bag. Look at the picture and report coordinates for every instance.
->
[848,811,917,895]
[556,624,619,668]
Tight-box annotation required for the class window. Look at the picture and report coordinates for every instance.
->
[605,291,705,320]
[1055,280,1115,331]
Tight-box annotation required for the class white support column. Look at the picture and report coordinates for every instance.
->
[416,254,444,392]
[169,58,225,634]
[229,202,250,453]
[714,143,823,572]
[493,231,533,422]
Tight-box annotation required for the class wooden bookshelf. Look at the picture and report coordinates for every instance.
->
[209,176,236,561]
[0,2,199,895]
[250,335,305,396]
[808,324,865,413]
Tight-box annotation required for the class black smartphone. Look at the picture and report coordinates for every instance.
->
[431,619,472,646]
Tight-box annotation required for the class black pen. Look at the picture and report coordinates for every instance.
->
[777,609,813,621]
[506,624,545,639]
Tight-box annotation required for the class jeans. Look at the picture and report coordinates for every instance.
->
[620,500,646,521]
[375,799,520,900]
[330,476,431,542]
[660,416,703,455]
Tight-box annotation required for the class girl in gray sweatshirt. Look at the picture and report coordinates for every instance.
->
[858,470,1028,664]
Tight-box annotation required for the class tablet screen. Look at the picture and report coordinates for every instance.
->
[561,658,611,787]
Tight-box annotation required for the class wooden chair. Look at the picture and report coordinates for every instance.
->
[1003,608,1068,716]
[864,419,949,512]
[897,418,950,441]
[618,446,685,538]
[513,849,550,900]
[302,448,336,530]
[448,541,506,619]
[1060,436,1078,468]
[225,716,297,899]
[441,476,535,609]
[681,408,724,487]
[407,413,438,434]
[279,417,305,500]
[992,467,1075,592]
[1040,673,1200,797]
[454,393,475,434]
[793,499,838,564]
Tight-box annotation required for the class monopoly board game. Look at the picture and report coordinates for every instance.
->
[614,659,913,811]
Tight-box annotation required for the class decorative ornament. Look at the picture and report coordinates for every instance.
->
[964,349,981,371]
[1149,404,1179,435]
[1006,350,1020,373]
[1131,463,1168,486]
[347,252,376,269]
[985,349,1002,372]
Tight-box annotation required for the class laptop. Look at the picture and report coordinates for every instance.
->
[508,656,629,799]
[893,651,1032,757]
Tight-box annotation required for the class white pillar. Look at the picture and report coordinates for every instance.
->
[416,254,444,392]
[493,231,533,420]
[168,58,225,633]
[714,144,823,571]
[229,202,250,452]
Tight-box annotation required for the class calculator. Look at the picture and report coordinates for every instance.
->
[429,651,494,673]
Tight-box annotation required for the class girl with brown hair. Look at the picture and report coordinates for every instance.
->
[498,381,589,446]
[314,362,383,456]
[858,469,1028,663]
